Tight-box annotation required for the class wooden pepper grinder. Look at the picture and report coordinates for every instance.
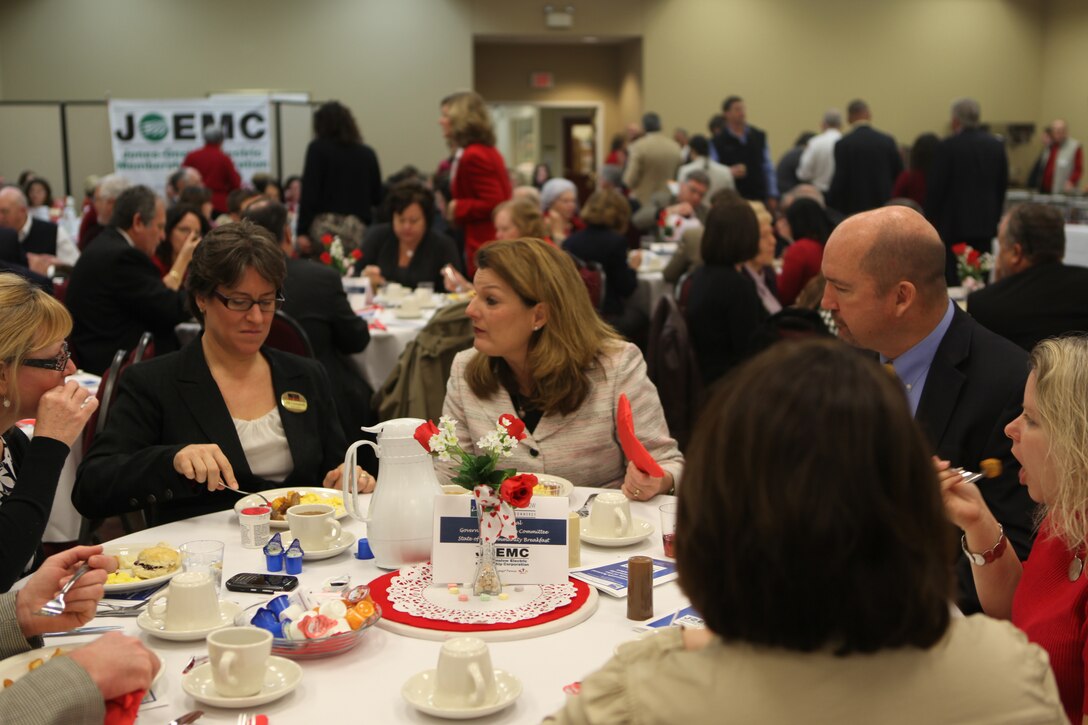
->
[627,555,653,620]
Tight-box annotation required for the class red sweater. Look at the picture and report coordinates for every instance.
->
[1012,520,1088,724]
[183,144,242,214]
[451,143,511,276]
[776,238,823,306]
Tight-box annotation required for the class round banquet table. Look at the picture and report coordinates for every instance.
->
[54,488,686,724]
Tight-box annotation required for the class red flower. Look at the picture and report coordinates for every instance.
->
[951,243,968,257]
[414,420,440,452]
[499,474,536,508]
[321,233,333,247]
[966,249,980,266]
[657,209,667,227]
[351,248,363,260]
[498,414,526,442]
[320,252,332,265]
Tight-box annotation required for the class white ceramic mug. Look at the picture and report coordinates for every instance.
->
[433,636,497,709]
[588,491,632,538]
[146,570,220,631]
[286,503,342,551]
[397,295,422,318]
[384,282,406,300]
[207,626,272,698]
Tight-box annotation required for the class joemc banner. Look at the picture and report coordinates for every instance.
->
[107,96,272,194]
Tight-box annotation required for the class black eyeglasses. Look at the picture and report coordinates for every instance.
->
[23,342,71,372]
[212,290,285,313]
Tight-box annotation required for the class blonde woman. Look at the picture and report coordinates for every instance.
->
[441,238,682,499]
[0,274,97,590]
[493,198,548,241]
[440,91,512,276]
[942,335,1088,724]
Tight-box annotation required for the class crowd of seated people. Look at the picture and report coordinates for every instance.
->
[5,88,1088,724]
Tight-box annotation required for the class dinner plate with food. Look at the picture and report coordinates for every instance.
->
[0,646,163,690]
[235,487,348,528]
[102,542,181,593]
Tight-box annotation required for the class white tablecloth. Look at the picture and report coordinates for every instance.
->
[57,488,683,724]
[349,301,438,390]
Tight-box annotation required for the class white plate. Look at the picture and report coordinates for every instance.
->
[182,656,302,709]
[441,484,471,495]
[523,472,574,498]
[282,529,356,560]
[102,541,181,593]
[0,647,163,689]
[137,600,242,641]
[580,518,655,547]
[233,487,348,528]
[394,307,423,319]
[402,669,521,719]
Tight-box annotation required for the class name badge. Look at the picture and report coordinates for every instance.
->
[280,392,308,413]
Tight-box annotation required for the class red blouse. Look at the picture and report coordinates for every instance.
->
[1011,519,1088,724]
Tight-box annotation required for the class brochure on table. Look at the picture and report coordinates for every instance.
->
[431,495,570,584]
[635,605,705,633]
[570,557,678,598]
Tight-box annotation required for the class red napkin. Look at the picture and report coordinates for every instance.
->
[104,690,144,725]
[617,394,665,478]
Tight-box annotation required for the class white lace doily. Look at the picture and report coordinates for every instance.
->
[387,564,577,625]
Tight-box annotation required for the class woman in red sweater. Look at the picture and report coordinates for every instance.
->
[776,198,832,306]
[439,91,512,277]
[942,335,1088,724]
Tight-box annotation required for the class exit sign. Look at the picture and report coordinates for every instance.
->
[530,72,554,89]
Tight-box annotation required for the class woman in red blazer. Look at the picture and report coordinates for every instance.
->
[440,91,512,277]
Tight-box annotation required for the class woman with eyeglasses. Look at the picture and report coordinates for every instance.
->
[0,274,97,590]
[74,222,370,525]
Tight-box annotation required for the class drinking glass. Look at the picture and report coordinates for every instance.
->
[659,503,678,558]
[179,539,225,589]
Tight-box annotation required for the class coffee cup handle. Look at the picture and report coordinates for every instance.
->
[146,590,169,627]
[328,518,342,543]
[467,662,486,706]
[217,651,239,687]
[614,508,629,537]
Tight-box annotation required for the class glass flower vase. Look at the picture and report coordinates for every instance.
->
[473,506,503,596]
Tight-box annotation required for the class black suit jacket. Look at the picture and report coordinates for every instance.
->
[282,256,373,437]
[914,305,1034,614]
[73,342,347,524]
[64,227,188,374]
[967,262,1088,352]
[827,124,902,215]
[925,128,1008,245]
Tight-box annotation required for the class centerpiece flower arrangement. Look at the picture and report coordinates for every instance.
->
[414,415,537,595]
[318,233,362,276]
[952,242,993,290]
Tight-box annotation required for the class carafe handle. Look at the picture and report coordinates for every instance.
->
[343,439,379,523]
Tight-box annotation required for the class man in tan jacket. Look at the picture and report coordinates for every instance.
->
[623,112,683,206]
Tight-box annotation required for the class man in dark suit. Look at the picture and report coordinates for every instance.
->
[822,206,1035,615]
[968,202,1088,351]
[0,186,80,275]
[243,199,373,440]
[712,96,775,206]
[0,226,51,291]
[826,99,902,216]
[926,98,1008,283]
[64,186,189,374]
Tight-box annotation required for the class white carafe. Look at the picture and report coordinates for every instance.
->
[343,418,441,569]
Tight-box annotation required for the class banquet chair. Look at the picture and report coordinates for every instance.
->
[264,310,315,358]
[647,294,702,451]
[567,253,607,312]
[674,270,695,313]
[130,331,155,364]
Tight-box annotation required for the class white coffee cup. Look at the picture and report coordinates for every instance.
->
[146,570,221,631]
[588,491,632,538]
[286,503,342,551]
[207,626,272,698]
[385,282,407,300]
[433,636,498,709]
[397,295,422,318]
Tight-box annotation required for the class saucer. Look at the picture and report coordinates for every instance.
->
[137,600,242,641]
[402,669,522,719]
[580,518,655,547]
[283,529,356,560]
[394,307,423,319]
[182,656,302,708]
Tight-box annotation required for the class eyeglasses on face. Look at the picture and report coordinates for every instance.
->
[23,341,71,372]
[212,290,285,313]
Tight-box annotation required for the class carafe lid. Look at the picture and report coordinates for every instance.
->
[360,417,426,440]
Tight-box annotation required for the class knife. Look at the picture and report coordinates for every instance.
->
[42,625,123,637]
[168,710,204,725]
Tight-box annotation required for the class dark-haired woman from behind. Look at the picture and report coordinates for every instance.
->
[685,202,767,386]
[546,339,1066,725]
[297,101,383,249]
[777,197,832,306]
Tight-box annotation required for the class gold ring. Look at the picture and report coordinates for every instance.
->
[633,488,641,497]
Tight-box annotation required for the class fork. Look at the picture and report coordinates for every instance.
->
[37,562,91,617]
[217,486,271,504]
[954,468,985,485]
[575,493,600,518]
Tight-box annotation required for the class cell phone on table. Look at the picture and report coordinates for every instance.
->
[225,573,299,594]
